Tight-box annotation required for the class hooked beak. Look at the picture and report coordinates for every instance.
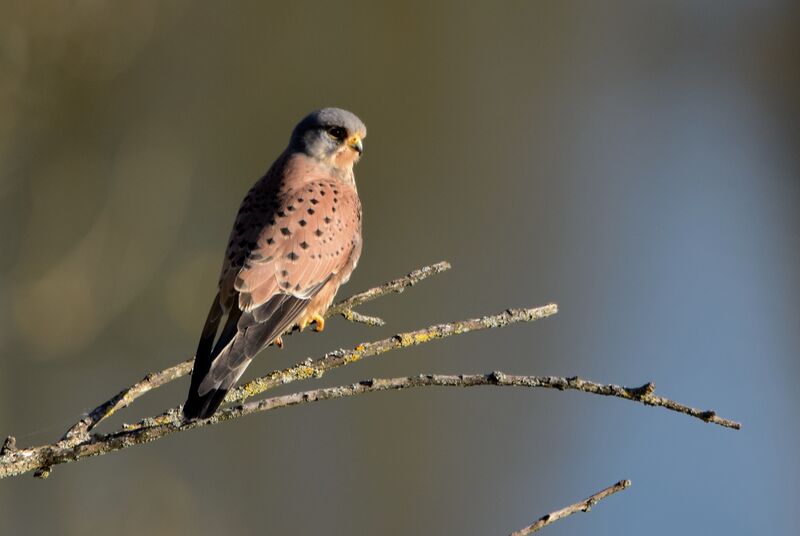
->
[347,135,363,155]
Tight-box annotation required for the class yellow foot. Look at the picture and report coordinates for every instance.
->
[298,313,325,332]
[273,336,284,348]
[311,313,325,332]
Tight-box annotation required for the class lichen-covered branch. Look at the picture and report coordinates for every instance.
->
[0,259,741,483]
[61,261,451,441]
[326,260,451,318]
[0,367,739,480]
[225,304,559,407]
[124,305,558,430]
[0,301,557,479]
[509,479,632,535]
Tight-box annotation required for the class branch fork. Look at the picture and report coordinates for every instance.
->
[0,255,740,534]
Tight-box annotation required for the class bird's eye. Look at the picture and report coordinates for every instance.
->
[326,126,347,140]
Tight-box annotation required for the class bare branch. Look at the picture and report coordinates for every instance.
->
[0,367,739,480]
[326,261,451,317]
[509,479,632,535]
[60,261,451,441]
[0,301,557,479]
[109,305,557,431]
[338,309,386,326]
[218,373,740,430]
[216,371,740,430]
[0,259,741,484]
[61,360,193,443]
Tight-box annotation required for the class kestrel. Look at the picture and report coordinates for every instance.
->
[183,108,366,420]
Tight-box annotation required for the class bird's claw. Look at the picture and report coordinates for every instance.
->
[298,314,325,332]
[311,314,325,332]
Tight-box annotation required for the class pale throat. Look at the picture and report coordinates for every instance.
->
[328,149,359,185]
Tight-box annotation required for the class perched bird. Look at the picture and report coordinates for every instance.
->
[183,108,366,420]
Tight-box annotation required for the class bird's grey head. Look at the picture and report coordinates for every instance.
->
[289,108,367,168]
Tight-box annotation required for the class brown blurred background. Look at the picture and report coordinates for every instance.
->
[1,1,799,534]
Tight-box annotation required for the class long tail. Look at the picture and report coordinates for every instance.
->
[183,386,229,421]
[183,293,311,420]
[183,294,230,420]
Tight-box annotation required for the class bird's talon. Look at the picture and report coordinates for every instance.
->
[312,314,325,332]
[274,336,283,349]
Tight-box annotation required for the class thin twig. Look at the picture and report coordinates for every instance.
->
[60,361,193,443]
[60,261,451,442]
[219,373,740,430]
[326,261,451,318]
[228,372,739,429]
[0,368,739,480]
[509,479,632,535]
[339,309,386,326]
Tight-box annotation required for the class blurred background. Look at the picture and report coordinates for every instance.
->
[1,1,798,534]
